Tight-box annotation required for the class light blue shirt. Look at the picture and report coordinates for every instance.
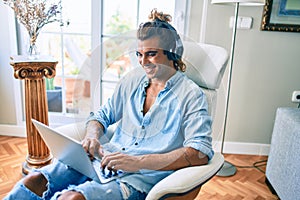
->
[88,67,213,193]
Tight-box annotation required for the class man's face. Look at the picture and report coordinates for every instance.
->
[136,37,174,80]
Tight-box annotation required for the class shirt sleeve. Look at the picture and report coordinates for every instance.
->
[182,87,214,160]
[85,77,126,132]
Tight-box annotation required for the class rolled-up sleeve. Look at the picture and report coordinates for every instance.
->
[182,88,214,160]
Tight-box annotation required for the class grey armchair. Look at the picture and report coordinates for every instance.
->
[56,41,228,199]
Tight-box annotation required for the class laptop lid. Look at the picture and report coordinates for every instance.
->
[31,119,101,183]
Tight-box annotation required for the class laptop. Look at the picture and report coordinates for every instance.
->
[31,119,127,183]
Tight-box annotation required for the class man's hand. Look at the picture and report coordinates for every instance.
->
[82,120,105,160]
[82,137,105,159]
[101,152,142,172]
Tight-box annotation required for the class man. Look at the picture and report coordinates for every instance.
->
[5,9,213,200]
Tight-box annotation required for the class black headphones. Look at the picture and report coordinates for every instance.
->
[139,19,184,62]
[165,34,184,62]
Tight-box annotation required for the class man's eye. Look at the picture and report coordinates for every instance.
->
[147,51,157,57]
[136,52,142,57]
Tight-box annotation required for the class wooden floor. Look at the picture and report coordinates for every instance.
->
[0,136,279,199]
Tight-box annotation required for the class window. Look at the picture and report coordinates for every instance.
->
[93,0,188,110]
[17,0,188,125]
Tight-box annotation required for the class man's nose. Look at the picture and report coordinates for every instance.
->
[139,55,149,66]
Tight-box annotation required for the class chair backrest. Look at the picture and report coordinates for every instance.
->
[182,41,228,119]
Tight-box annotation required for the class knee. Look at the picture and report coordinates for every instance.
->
[23,172,48,197]
[23,171,47,187]
[57,191,86,200]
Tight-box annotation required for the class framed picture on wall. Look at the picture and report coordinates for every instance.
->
[261,0,300,32]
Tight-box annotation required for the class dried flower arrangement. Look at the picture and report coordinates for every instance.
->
[3,0,68,58]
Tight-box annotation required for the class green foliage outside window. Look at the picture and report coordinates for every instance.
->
[104,10,134,77]
[105,10,133,34]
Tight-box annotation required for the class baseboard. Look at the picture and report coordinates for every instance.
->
[213,141,270,155]
[0,124,26,137]
[0,115,85,138]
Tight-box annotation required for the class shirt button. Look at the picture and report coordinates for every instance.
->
[135,142,138,145]
[122,147,125,151]
[141,125,145,129]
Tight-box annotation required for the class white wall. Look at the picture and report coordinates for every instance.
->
[189,1,300,152]
[0,3,22,125]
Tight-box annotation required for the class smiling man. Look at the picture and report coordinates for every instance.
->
[5,9,213,200]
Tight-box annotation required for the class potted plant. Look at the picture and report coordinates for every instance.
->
[46,78,62,112]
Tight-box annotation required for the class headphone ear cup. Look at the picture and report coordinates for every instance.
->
[169,35,183,61]
[174,36,183,59]
[165,39,183,61]
[166,51,177,61]
[161,23,184,61]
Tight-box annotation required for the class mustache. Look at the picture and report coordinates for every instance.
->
[143,64,156,68]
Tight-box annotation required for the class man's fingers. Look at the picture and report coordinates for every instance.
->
[82,138,100,158]
[82,139,90,152]
[98,147,105,158]
[101,152,120,168]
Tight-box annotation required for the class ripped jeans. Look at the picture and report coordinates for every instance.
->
[4,160,146,200]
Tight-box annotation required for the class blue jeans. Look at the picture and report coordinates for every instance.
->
[4,160,147,200]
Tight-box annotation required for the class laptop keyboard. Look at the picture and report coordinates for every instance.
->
[92,159,126,183]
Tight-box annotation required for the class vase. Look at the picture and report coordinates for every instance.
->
[27,35,40,60]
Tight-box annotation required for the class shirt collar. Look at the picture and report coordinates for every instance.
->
[165,71,182,89]
[141,71,183,90]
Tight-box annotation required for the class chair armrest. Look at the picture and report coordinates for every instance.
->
[145,152,224,200]
[55,121,86,142]
[55,122,116,143]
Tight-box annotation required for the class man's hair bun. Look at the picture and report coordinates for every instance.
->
[148,8,172,23]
